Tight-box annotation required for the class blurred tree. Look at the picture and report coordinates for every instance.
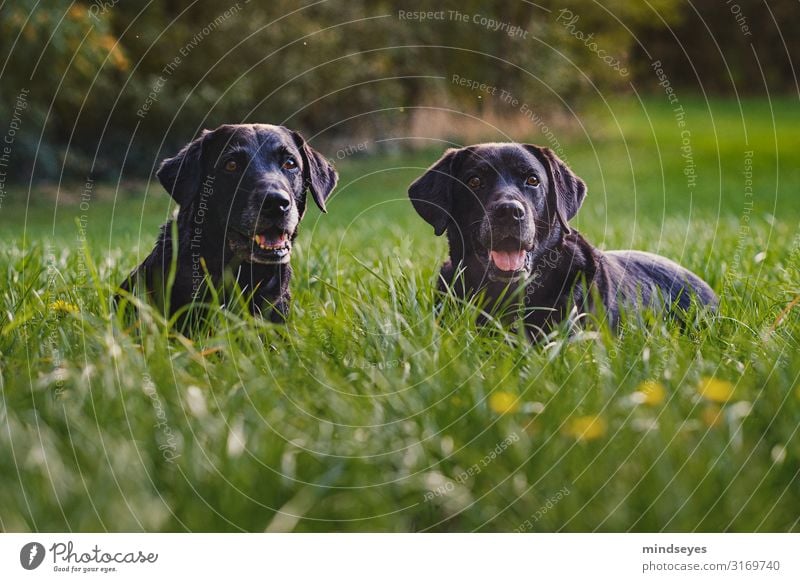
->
[0,0,128,178]
[631,0,799,94]
[5,0,794,183]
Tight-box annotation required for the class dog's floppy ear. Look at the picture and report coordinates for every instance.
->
[290,130,338,213]
[525,145,586,233]
[408,147,465,236]
[157,130,210,206]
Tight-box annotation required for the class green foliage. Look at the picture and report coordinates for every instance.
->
[1,98,798,531]
[0,1,129,177]
[633,0,800,93]
[1,0,690,180]
[4,0,796,181]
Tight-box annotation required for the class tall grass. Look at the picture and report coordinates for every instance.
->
[1,98,798,531]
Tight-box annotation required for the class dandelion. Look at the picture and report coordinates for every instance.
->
[185,386,208,418]
[698,376,734,403]
[771,445,787,464]
[635,380,666,406]
[50,299,78,315]
[489,391,519,414]
[227,417,246,458]
[566,415,607,441]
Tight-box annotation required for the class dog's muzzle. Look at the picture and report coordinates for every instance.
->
[481,208,535,282]
[487,250,532,282]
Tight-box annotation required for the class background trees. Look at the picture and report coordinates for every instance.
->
[0,0,796,181]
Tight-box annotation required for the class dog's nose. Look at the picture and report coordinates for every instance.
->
[494,200,526,222]
[262,190,291,215]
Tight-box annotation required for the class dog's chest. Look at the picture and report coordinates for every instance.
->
[222,260,285,298]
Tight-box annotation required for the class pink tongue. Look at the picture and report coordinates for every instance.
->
[490,249,526,272]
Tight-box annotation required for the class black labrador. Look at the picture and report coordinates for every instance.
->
[120,124,337,323]
[408,143,717,338]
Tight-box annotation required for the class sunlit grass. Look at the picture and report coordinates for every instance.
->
[1,98,798,532]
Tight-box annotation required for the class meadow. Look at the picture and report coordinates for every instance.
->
[1,97,798,532]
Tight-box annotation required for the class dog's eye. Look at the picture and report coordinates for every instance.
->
[525,175,540,187]
[467,176,481,189]
[282,157,298,171]
[224,160,238,172]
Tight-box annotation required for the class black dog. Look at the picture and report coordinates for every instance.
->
[120,124,337,323]
[409,143,717,338]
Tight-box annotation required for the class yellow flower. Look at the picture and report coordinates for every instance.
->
[636,380,666,406]
[489,391,519,414]
[566,415,607,441]
[50,299,78,315]
[698,376,734,403]
[702,404,724,427]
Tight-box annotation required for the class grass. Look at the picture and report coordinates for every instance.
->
[1,97,799,532]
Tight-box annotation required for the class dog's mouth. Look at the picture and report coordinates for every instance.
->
[482,237,533,281]
[229,228,292,264]
[490,248,527,272]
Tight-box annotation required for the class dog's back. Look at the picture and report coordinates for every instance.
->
[603,250,718,313]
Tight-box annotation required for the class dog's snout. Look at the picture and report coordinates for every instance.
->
[494,200,526,222]
[262,190,292,215]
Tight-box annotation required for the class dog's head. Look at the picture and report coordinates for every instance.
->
[409,143,586,281]
[157,124,337,265]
